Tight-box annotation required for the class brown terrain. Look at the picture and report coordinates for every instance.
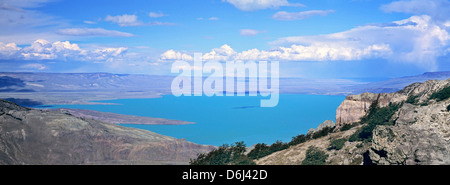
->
[0,99,215,165]
[53,108,193,125]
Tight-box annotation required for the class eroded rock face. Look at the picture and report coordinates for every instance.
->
[336,93,409,128]
[335,79,450,165]
[367,79,450,165]
[370,98,450,165]
[0,100,215,165]
[336,80,449,128]
[335,93,378,127]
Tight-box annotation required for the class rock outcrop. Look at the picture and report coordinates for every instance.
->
[369,80,450,164]
[0,99,215,165]
[335,79,449,128]
[307,120,335,135]
[257,78,450,165]
[335,92,407,127]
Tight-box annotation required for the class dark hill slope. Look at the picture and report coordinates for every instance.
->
[0,99,214,165]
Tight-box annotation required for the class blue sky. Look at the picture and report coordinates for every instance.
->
[0,0,449,79]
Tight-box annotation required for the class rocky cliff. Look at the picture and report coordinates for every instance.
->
[0,99,215,165]
[336,79,449,127]
[370,80,450,164]
[257,79,450,165]
[336,92,407,127]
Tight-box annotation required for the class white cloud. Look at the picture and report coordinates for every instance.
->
[381,0,450,21]
[271,15,449,68]
[160,15,449,70]
[0,39,128,62]
[240,29,266,36]
[20,63,47,70]
[20,39,82,60]
[87,47,128,62]
[159,45,237,62]
[159,50,194,61]
[203,44,237,61]
[272,10,335,21]
[159,43,389,62]
[235,44,391,61]
[223,0,303,11]
[104,14,143,27]
[149,12,167,18]
[0,42,21,59]
[56,28,135,37]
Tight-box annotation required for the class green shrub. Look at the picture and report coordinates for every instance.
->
[348,130,361,142]
[248,126,337,160]
[348,101,401,142]
[247,140,289,160]
[328,138,347,151]
[340,122,359,131]
[270,140,289,151]
[248,129,335,160]
[247,143,270,159]
[358,124,377,141]
[288,134,307,146]
[429,86,450,102]
[190,145,231,165]
[356,143,363,148]
[301,146,328,165]
[405,95,419,104]
[310,126,335,139]
[190,141,255,165]
[447,104,450,111]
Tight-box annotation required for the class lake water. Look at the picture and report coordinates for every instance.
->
[45,94,345,146]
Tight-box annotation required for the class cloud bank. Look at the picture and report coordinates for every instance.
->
[159,15,450,70]
[0,39,128,62]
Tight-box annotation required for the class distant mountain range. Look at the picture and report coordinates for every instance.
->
[349,71,450,94]
[0,72,174,105]
[0,71,449,105]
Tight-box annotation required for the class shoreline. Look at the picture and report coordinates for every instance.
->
[46,107,194,125]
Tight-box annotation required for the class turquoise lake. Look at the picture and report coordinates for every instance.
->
[45,94,345,146]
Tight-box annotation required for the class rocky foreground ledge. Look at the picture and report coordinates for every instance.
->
[257,79,450,165]
[0,99,215,165]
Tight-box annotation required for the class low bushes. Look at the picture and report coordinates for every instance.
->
[301,146,328,165]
